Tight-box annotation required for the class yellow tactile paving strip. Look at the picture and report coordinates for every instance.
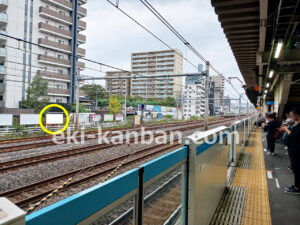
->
[233,128,272,225]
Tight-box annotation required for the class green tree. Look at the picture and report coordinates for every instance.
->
[23,75,49,113]
[97,99,109,108]
[109,96,122,114]
[159,97,177,107]
[70,103,88,113]
[81,84,107,101]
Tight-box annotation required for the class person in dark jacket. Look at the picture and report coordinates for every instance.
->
[263,113,279,156]
[281,107,300,194]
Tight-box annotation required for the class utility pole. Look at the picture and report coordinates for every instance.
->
[204,61,210,130]
[124,81,127,121]
[75,75,80,130]
[95,88,98,110]
[70,0,78,104]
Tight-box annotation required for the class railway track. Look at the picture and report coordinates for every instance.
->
[0,118,238,211]
[0,120,207,153]
[0,119,209,146]
[1,141,182,209]
[0,119,234,172]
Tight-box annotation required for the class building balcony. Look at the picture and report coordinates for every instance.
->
[79,0,87,5]
[38,23,86,44]
[38,38,85,56]
[0,47,5,58]
[0,0,8,12]
[47,87,70,96]
[37,70,70,82]
[0,65,5,74]
[41,0,87,17]
[47,88,85,97]
[39,7,86,28]
[0,30,6,44]
[0,12,7,28]
[38,55,85,68]
[39,6,72,25]
[78,20,86,30]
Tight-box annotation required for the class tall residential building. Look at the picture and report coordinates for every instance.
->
[105,71,131,96]
[210,75,225,114]
[131,49,183,99]
[0,0,87,109]
[183,65,205,119]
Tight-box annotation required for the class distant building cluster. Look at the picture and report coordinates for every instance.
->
[106,49,226,118]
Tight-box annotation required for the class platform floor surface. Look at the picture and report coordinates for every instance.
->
[262,131,300,225]
[211,128,272,225]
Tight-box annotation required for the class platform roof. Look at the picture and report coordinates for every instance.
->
[211,0,300,104]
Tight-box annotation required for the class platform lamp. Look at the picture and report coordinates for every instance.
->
[274,39,283,59]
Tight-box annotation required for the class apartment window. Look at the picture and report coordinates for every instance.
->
[59,25,65,30]
[58,40,64,45]
[44,51,48,56]
[45,20,49,24]
[59,10,65,15]
[45,36,48,40]
[56,84,63,89]
[58,55,64,59]
[46,5,49,8]
[0,96,3,101]
[56,99,63,103]
[57,69,63,74]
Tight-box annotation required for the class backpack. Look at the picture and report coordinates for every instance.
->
[274,128,281,140]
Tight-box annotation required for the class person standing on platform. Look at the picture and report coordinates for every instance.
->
[263,113,278,156]
[281,108,300,194]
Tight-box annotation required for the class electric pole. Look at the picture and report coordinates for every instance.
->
[204,61,210,130]
[124,81,127,121]
[75,75,80,130]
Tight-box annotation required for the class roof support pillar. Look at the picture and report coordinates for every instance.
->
[274,74,293,119]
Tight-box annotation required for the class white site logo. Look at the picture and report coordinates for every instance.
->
[52,127,240,146]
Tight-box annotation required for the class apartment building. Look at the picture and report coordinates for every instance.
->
[0,0,87,108]
[131,49,183,99]
[210,75,225,114]
[183,72,205,119]
[105,71,131,96]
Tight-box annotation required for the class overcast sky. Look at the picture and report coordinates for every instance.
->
[83,0,247,100]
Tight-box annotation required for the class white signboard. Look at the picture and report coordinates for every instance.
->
[104,114,114,122]
[46,114,63,125]
[78,113,90,124]
[20,114,40,125]
[115,114,123,121]
[0,114,13,126]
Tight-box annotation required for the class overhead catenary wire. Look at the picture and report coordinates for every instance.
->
[0,30,238,99]
[138,0,244,97]
[105,0,243,98]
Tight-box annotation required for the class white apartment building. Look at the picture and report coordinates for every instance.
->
[0,0,87,109]
[183,75,205,119]
[131,49,183,99]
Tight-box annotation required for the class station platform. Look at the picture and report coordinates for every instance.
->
[211,128,271,225]
[1,117,299,225]
[262,132,300,225]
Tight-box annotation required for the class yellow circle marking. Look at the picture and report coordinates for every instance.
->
[39,104,69,135]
